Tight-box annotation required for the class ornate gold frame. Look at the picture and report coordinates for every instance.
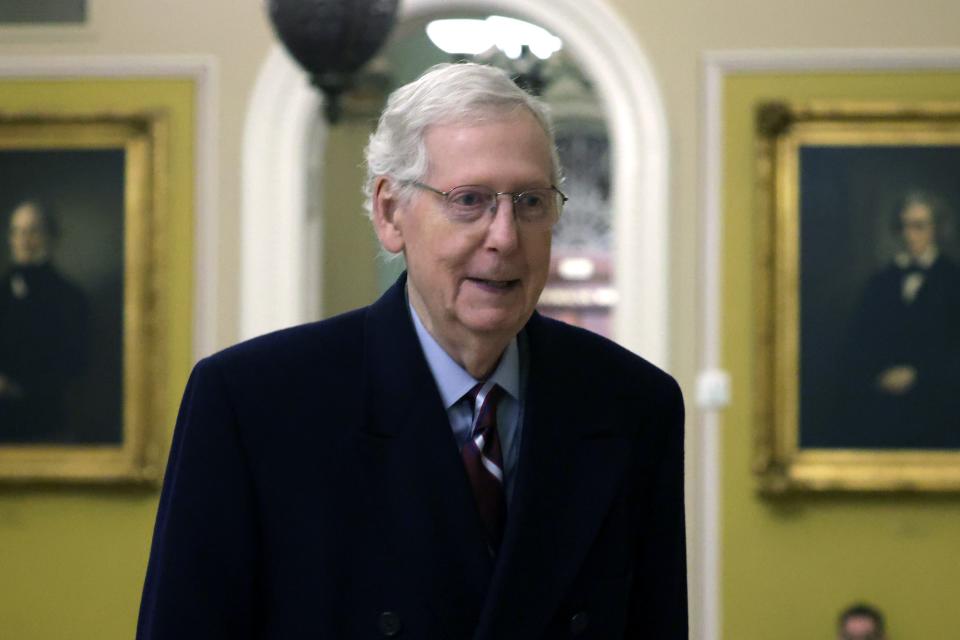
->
[0,113,168,484]
[754,101,960,493]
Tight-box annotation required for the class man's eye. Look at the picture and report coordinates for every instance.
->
[519,193,544,208]
[450,190,487,208]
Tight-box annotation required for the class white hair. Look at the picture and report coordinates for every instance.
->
[363,62,562,219]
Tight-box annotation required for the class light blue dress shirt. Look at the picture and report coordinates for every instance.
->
[409,301,524,502]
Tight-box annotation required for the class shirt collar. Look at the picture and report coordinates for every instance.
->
[895,245,938,268]
[409,300,520,409]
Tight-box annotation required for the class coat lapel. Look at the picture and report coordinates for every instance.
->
[361,275,495,638]
[474,313,633,640]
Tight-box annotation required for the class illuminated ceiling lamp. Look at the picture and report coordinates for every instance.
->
[425,16,562,95]
[268,0,399,123]
[425,16,562,60]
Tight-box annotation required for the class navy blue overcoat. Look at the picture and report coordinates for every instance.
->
[138,274,687,639]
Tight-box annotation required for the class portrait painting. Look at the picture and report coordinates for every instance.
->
[0,149,124,445]
[0,113,167,483]
[753,101,960,492]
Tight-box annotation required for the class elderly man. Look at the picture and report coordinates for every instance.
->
[0,199,87,442]
[138,63,687,639]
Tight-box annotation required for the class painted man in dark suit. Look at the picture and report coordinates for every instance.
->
[0,199,88,442]
[138,63,687,639]
[843,192,960,448]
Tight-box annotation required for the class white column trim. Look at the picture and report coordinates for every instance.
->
[0,55,219,359]
[698,48,960,640]
[698,53,727,640]
[705,48,960,73]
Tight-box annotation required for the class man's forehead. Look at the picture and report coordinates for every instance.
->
[11,204,41,224]
[843,614,879,635]
[427,102,542,128]
[421,113,554,177]
[11,205,47,230]
[902,202,933,218]
[424,111,547,139]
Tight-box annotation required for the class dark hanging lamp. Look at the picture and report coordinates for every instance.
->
[268,0,399,124]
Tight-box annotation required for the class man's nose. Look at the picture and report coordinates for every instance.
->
[484,195,520,251]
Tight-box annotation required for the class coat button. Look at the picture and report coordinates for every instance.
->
[569,611,589,636]
[378,611,401,637]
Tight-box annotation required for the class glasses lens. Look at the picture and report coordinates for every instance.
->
[515,189,560,223]
[445,186,494,221]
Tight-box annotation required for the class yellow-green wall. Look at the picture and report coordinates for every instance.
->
[723,72,960,639]
[0,79,195,639]
[320,119,379,316]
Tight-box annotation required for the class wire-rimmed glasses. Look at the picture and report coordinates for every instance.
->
[408,181,567,226]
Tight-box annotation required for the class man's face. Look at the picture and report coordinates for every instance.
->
[839,614,882,640]
[9,203,50,265]
[901,201,935,258]
[380,110,554,352]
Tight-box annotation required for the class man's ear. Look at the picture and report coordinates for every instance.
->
[371,176,405,254]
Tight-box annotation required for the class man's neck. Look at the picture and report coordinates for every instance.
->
[448,333,511,380]
[406,292,513,379]
[422,320,511,380]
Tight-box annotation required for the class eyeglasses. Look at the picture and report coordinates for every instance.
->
[407,181,567,226]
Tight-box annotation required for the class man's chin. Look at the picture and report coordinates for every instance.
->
[459,308,533,338]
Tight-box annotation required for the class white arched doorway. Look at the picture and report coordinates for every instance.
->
[241,0,671,368]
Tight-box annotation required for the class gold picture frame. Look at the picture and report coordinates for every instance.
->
[0,113,168,484]
[754,100,960,493]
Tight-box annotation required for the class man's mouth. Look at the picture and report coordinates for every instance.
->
[467,277,520,290]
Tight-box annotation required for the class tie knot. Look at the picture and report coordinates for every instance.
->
[464,382,483,404]
[464,381,504,418]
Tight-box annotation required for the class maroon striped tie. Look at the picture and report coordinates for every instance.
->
[461,380,506,551]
